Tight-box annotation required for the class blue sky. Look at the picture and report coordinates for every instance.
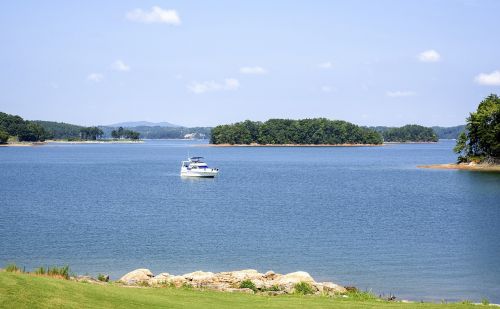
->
[1,0,499,127]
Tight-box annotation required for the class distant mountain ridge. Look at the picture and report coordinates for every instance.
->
[108,121,181,128]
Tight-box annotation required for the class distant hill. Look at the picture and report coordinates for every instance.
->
[432,125,465,139]
[108,121,181,128]
[99,125,211,139]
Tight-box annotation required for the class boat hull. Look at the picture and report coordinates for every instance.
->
[180,170,219,178]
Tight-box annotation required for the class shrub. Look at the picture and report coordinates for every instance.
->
[97,274,109,282]
[0,130,9,144]
[34,267,46,275]
[294,281,314,295]
[266,285,282,292]
[346,289,377,301]
[46,265,70,279]
[5,264,20,272]
[481,298,490,306]
[239,279,257,292]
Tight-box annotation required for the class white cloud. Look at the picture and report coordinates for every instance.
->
[386,90,416,97]
[418,50,441,62]
[240,66,268,75]
[126,6,180,25]
[87,73,104,82]
[318,61,333,69]
[321,86,333,93]
[187,78,240,94]
[474,70,500,86]
[111,60,130,72]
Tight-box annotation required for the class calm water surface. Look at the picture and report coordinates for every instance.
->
[1,140,499,302]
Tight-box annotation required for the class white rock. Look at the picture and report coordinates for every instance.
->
[182,271,215,282]
[119,269,154,285]
[277,271,315,284]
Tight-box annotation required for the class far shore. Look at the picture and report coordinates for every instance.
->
[46,139,144,144]
[0,140,144,147]
[418,163,500,172]
[204,143,384,147]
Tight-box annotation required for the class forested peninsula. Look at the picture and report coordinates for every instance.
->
[0,112,140,144]
[210,118,383,145]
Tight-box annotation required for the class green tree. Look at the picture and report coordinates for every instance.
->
[0,129,9,144]
[454,94,500,163]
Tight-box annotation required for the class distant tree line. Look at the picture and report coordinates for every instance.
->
[454,94,499,163]
[100,126,210,139]
[31,120,84,139]
[380,125,438,142]
[111,127,140,140]
[210,119,384,145]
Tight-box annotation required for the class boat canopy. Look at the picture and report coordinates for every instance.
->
[189,156,204,162]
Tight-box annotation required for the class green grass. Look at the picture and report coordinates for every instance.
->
[0,271,479,309]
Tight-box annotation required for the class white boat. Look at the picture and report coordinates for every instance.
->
[180,157,219,178]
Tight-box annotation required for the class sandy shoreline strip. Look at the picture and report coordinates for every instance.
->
[418,163,500,172]
[202,143,384,147]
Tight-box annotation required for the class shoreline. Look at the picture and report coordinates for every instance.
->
[204,143,384,147]
[0,140,144,147]
[418,163,500,172]
[47,140,144,144]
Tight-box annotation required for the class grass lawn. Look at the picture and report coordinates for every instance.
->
[0,271,478,309]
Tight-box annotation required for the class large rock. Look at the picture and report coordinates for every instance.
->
[149,272,172,286]
[119,268,154,285]
[276,271,315,285]
[316,282,347,294]
[169,275,188,287]
[182,270,214,282]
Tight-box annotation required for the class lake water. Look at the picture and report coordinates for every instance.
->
[1,140,499,302]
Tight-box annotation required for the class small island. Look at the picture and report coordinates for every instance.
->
[210,118,384,146]
[419,94,499,172]
[379,125,438,143]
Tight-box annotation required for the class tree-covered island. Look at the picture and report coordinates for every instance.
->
[380,125,438,143]
[210,118,384,145]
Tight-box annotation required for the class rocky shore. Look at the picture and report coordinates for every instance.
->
[79,269,347,296]
[418,162,500,172]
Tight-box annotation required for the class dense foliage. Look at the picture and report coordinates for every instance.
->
[0,112,47,142]
[381,125,438,142]
[32,120,84,139]
[111,127,140,140]
[210,119,383,145]
[0,129,9,144]
[80,127,104,140]
[454,94,500,163]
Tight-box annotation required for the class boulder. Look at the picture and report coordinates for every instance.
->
[169,275,188,287]
[149,272,172,286]
[119,269,154,285]
[224,288,255,294]
[317,282,347,294]
[182,271,215,285]
[276,271,315,285]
